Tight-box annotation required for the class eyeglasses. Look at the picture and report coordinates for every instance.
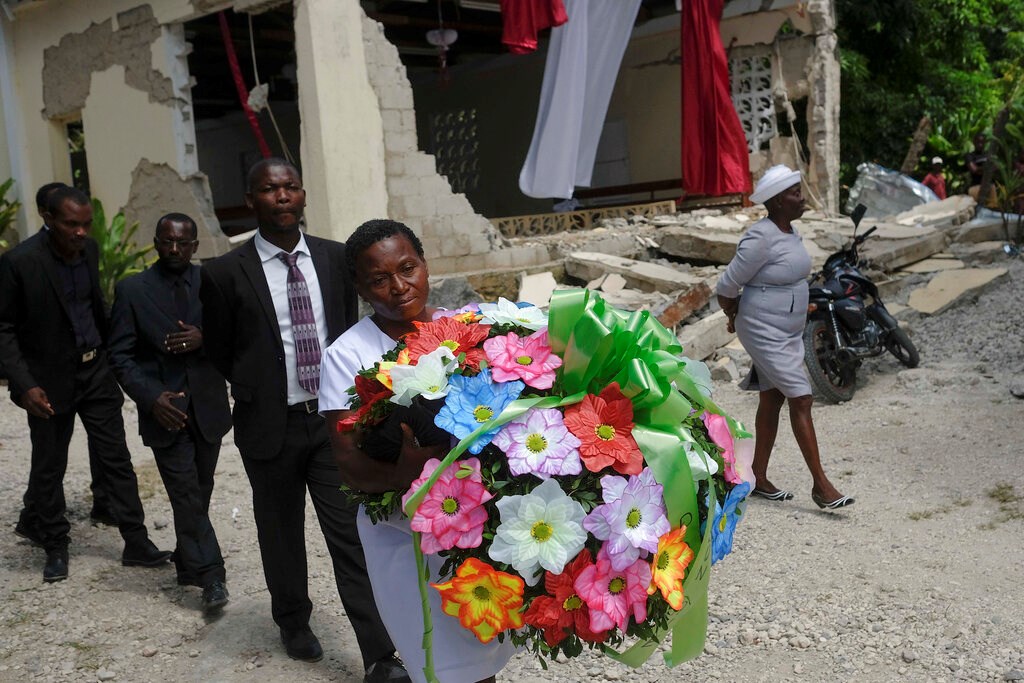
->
[155,239,198,248]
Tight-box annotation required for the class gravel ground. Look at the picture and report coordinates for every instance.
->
[1,259,1022,683]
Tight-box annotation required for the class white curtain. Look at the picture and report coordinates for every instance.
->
[518,0,643,200]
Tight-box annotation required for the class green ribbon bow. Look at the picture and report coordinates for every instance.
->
[402,289,748,681]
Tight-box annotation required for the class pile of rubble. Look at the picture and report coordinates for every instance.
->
[435,194,1015,383]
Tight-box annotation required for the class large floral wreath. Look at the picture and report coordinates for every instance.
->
[338,290,753,680]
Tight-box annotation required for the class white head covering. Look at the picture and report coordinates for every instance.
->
[750,165,802,204]
[931,156,943,165]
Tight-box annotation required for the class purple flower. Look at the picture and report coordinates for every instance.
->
[492,408,582,478]
[434,369,524,455]
[583,468,671,571]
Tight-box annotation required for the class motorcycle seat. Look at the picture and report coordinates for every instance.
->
[809,286,835,299]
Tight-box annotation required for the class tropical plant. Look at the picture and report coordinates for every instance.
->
[0,177,20,252]
[836,0,1024,203]
[90,197,153,306]
[989,94,1024,244]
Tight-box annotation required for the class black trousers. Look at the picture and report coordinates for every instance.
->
[240,409,394,668]
[19,356,148,552]
[151,408,225,586]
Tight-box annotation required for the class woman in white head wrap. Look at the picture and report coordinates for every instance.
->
[716,166,853,510]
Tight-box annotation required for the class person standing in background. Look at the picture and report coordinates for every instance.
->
[0,186,172,583]
[108,213,231,613]
[922,157,947,200]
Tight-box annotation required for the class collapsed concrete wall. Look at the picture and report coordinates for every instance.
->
[359,13,547,275]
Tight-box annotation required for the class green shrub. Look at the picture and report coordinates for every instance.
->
[90,197,153,306]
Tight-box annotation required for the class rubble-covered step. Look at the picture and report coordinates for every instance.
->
[565,251,707,293]
[907,267,1008,315]
[677,310,736,361]
[656,227,741,265]
[860,225,949,271]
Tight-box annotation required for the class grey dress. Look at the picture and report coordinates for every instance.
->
[717,217,812,397]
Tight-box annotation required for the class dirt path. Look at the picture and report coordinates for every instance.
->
[1,270,1022,683]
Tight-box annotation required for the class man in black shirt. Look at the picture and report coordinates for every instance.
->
[0,186,171,582]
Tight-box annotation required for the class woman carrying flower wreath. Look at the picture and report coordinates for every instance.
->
[320,219,514,683]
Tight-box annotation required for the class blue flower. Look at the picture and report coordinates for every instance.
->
[710,481,750,565]
[435,369,525,454]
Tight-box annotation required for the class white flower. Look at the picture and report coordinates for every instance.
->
[478,297,548,331]
[487,478,587,585]
[389,346,457,407]
[683,440,718,481]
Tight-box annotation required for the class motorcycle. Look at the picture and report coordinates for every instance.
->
[803,204,919,403]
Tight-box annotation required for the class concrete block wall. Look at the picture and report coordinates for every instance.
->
[359,14,548,276]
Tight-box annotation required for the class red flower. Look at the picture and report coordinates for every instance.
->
[562,383,643,475]
[355,374,391,406]
[404,317,490,370]
[523,549,609,647]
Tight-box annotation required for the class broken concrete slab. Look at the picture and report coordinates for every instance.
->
[949,241,1010,266]
[657,227,741,265]
[891,195,976,228]
[860,228,950,272]
[565,252,705,293]
[653,283,713,330]
[677,311,736,361]
[601,273,627,293]
[907,267,1008,315]
[900,257,965,274]
[710,356,740,382]
[518,271,558,308]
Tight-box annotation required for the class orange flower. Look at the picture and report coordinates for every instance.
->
[432,557,525,643]
[563,382,643,475]
[647,526,694,610]
[375,361,397,390]
[405,317,490,370]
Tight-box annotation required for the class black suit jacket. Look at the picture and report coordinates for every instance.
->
[200,234,357,459]
[108,264,231,448]
[0,230,109,411]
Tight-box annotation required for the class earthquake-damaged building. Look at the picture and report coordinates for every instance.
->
[0,0,840,274]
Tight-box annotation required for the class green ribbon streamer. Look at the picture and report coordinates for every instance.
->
[402,288,748,678]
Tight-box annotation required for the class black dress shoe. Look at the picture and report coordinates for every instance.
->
[280,626,323,662]
[14,521,44,547]
[89,506,118,526]
[364,654,412,683]
[121,539,173,567]
[43,547,69,583]
[201,581,229,613]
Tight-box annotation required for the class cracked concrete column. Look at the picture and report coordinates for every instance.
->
[806,0,840,214]
[293,0,388,240]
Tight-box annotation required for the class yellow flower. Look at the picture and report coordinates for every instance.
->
[375,361,396,390]
[432,557,525,643]
[647,525,694,610]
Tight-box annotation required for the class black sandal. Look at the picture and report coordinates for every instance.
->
[751,488,794,501]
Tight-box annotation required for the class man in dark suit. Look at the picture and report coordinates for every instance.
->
[17,182,116,528]
[201,159,408,682]
[108,213,231,613]
[0,186,172,582]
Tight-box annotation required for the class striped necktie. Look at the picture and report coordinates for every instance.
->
[277,252,321,395]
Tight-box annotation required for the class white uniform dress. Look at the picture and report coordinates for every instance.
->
[319,316,516,683]
[716,217,813,398]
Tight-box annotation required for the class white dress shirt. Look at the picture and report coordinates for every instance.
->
[253,231,328,406]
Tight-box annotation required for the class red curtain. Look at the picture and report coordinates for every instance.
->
[680,0,750,196]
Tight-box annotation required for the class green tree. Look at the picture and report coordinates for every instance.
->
[836,0,1024,197]
[0,178,20,251]
[90,197,153,307]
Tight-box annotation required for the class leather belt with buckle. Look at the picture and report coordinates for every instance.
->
[80,348,98,363]
[288,398,318,414]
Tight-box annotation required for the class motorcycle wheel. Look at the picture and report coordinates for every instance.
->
[803,318,857,403]
[885,326,920,368]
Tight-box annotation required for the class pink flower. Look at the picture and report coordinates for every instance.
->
[402,458,493,554]
[732,437,756,488]
[492,407,582,478]
[574,545,651,632]
[702,412,744,485]
[483,330,562,390]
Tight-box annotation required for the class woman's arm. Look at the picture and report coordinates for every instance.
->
[717,294,739,333]
[326,410,447,493]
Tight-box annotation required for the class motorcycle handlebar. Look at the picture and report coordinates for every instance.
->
[856,225,877,243]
